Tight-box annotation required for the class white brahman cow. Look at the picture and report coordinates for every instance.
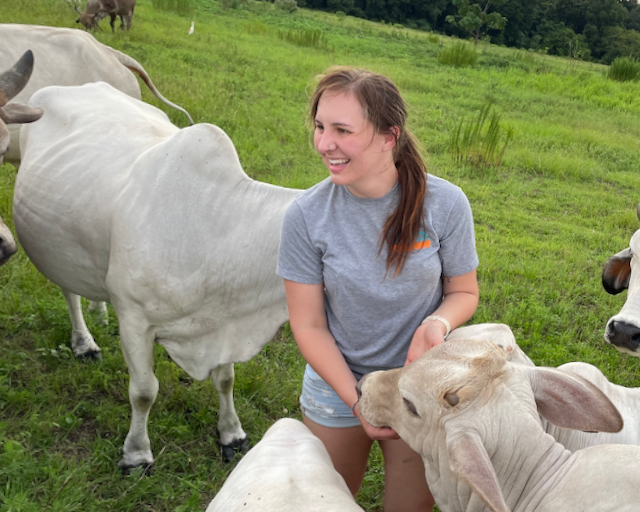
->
[206,419,364,512]
[356,338,640,512]
[14,82,300,470]
[602,204,640,356]
[0,23,193,163]
[451,323,640,452]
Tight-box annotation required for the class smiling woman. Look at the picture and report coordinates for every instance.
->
[276,66,480,512]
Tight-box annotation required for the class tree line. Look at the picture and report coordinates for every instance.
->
[296,0,640,64]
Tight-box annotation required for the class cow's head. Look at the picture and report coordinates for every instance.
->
[356,339,623,512]
[0,50,44,167]
[602,204,640,355]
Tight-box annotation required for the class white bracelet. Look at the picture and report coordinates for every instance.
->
[422,315,450,340]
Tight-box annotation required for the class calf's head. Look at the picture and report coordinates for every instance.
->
[357,338,623,512]
[602,204,640,355]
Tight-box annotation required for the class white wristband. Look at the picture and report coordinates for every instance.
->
[422,315,450,340]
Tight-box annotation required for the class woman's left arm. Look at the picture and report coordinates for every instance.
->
[405,269,479,364]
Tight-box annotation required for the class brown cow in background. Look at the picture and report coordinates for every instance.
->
[76,0,136,33]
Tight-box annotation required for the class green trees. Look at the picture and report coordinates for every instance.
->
[445,0,507,45]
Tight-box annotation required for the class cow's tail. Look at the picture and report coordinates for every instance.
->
[108,47,195,126]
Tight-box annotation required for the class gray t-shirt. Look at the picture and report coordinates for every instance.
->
[276,175,478,377]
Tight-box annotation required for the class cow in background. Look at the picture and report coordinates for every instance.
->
[15,82,300,470]
[76,0,136,32]
[0,23,192,164]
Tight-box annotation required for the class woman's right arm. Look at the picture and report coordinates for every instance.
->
[284,279,399,440]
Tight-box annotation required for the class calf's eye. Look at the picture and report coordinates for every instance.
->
[403,398,419,417]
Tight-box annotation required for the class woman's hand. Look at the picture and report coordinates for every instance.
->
[404,320,447,365]
[352,402,400,440]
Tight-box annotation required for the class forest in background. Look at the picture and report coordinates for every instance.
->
[294,0,640,64]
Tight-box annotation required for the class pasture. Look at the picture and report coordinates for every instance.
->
[2,0,640,510]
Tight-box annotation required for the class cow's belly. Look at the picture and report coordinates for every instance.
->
[13,149,123,301]
[14,193,111,301]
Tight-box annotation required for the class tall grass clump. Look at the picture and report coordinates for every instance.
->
[437,41,477,67]
[449,101,512,168]
[151,0,194,16]
[607,56,640,82]
[277,28,328,50]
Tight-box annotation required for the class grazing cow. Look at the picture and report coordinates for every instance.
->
[14,82,300,470]
[602,204,640,356]
[357,338,640,512]
[75,0,103,31]
[76,0,136,33]
[451,323,640,452]
[0,23,193,163]
[206,419,364,512]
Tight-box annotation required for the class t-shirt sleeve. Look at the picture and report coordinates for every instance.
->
[438,190,479,277]
[276,200,324,284]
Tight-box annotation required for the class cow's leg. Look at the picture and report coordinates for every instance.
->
[117,316,158,473]
[211,363,249,462]
[87,300,109,326]
[109,13,116,33]
[62,289,102,360]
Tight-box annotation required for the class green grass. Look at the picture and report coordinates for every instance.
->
[437,41,478,67]
[3,0,640,511]
[607,55,640,82]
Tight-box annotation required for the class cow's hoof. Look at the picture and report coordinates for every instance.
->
[220,436,251,463]
[118,460,154,476]
[76,349,103,362]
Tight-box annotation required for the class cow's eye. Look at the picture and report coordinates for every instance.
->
[403,397,419,417]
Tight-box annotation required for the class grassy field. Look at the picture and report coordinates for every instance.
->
[2,0,640,510]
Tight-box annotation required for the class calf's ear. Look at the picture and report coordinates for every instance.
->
[447,430,510,512]
[529,367,623,433]
[602,247,632,295]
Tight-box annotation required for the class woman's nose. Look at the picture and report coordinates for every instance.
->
[316,133,336,153]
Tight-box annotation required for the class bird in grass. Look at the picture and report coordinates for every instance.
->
[188,21,195,35]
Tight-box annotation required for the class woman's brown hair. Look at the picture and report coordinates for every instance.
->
[309,66,427,276]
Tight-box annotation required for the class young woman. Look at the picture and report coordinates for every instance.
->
[276,67,479,512]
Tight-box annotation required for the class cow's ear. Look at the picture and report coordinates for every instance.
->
[528,366,623,433]
[602,247,632,295]
[446,429,510,512]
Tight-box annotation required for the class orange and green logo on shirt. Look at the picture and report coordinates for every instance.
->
[393,230,431,252]
[412,230,431,250]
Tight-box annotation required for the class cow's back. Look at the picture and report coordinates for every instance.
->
[14,82,176,301]
[0,24,141,162]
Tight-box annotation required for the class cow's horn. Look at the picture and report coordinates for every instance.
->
[0,50,35,108]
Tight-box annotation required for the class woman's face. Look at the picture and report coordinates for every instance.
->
[313,90,397,198]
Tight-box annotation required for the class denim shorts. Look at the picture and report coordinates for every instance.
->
[300,364,362,428]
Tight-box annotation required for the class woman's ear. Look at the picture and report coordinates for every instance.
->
[382,126,400,152]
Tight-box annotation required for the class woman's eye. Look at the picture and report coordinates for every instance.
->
[403,398,419,417]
